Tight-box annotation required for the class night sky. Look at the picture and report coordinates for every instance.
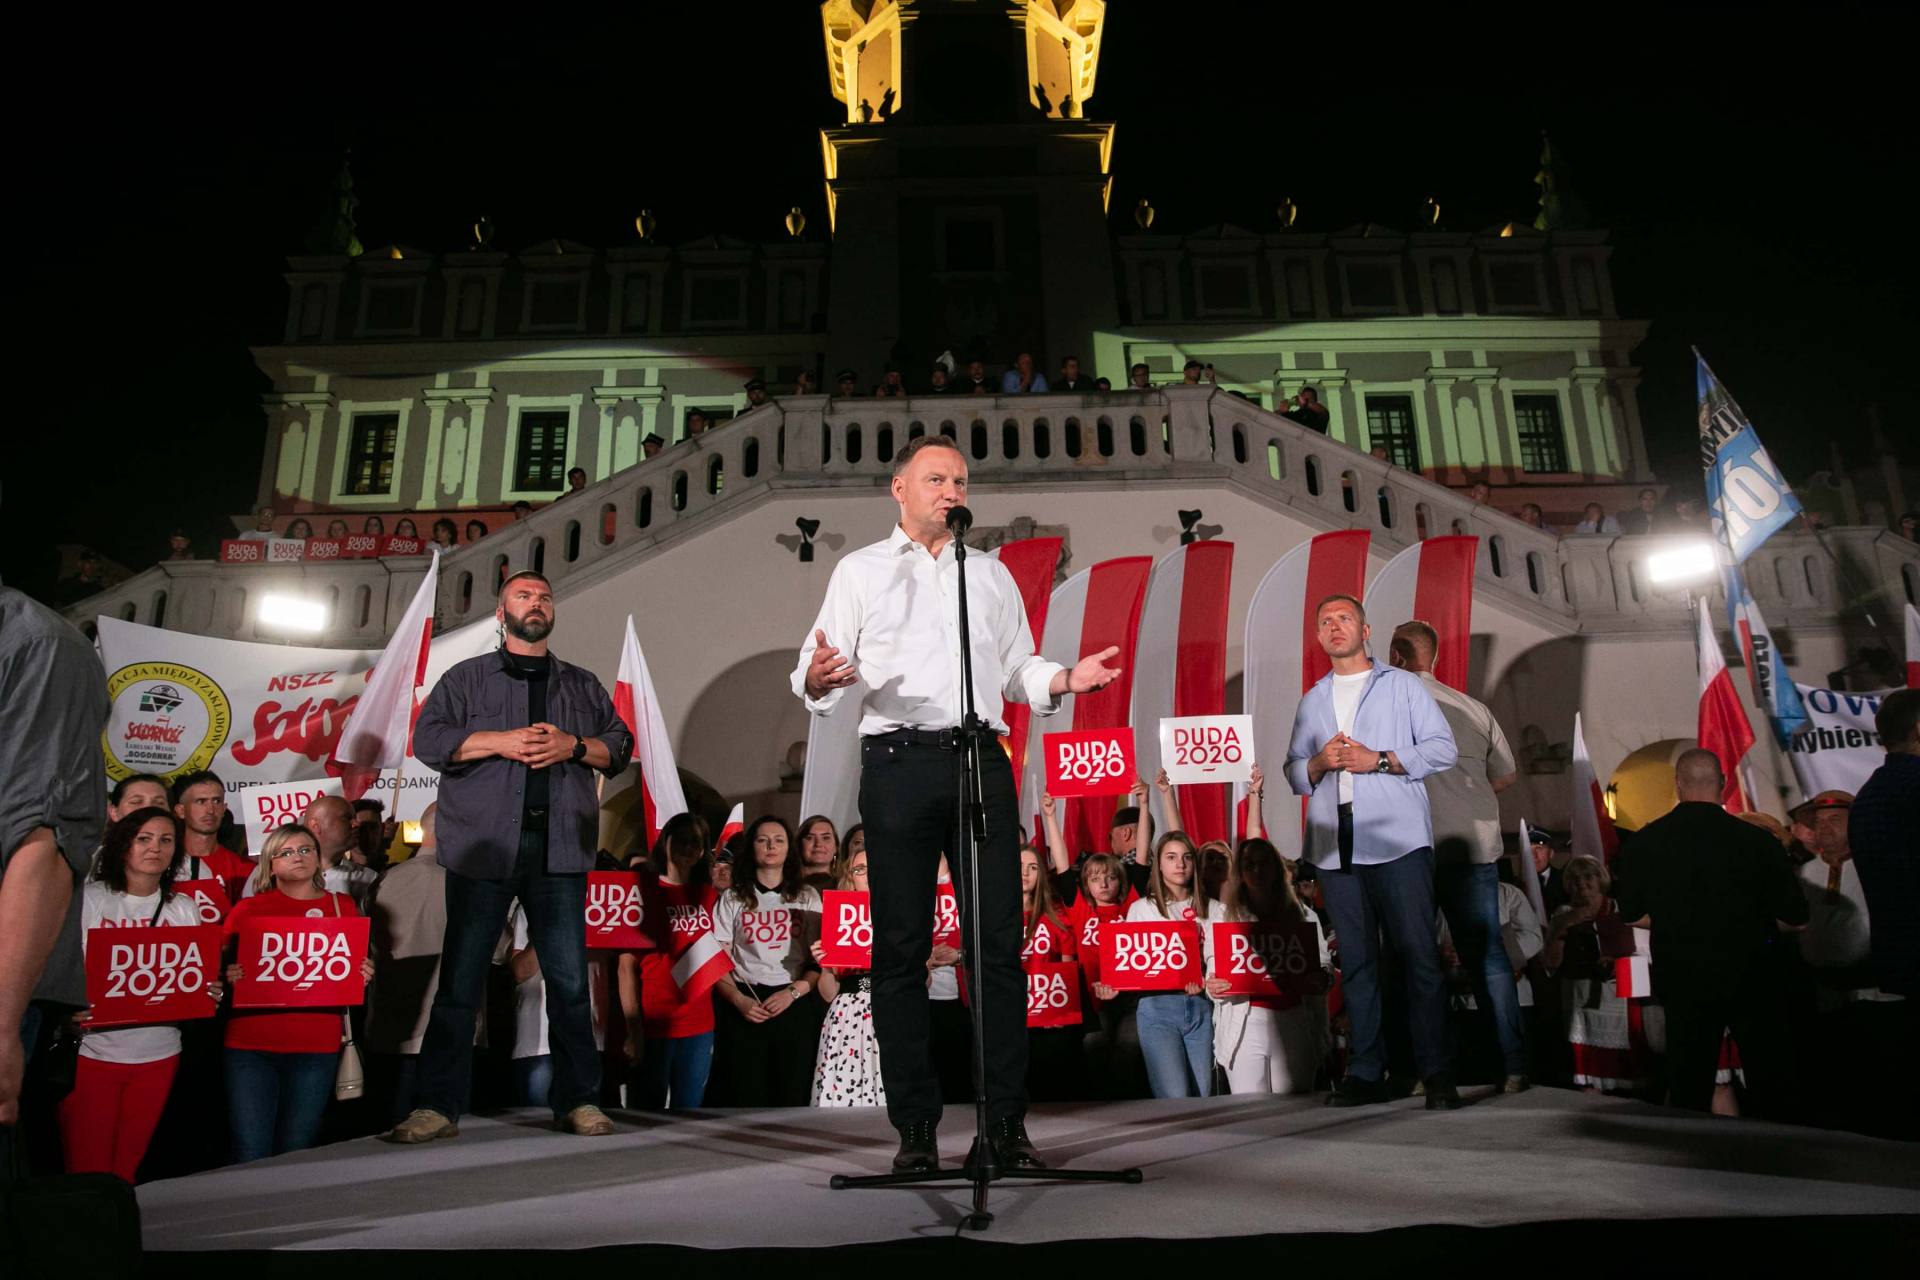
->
[11,3,1906,601]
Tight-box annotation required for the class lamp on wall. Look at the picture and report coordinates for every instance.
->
[794,517,820,562]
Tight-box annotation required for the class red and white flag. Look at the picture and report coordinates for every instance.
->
[1569,714,1620,867]
[1695,603,1756,813]
[613,616,687,849]
[714,803,744,855]
[1361,535,1478,692]
[992,537,1064,804]
[1239,531,1370,857]
[329,552,438,801]
[1131,542,1235,844]
[1019,556,1153,858]
[1905,603,1920,689]
[670,922,732,1000]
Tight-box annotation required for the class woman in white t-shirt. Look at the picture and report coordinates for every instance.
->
[59,810,221,1182]
[709,816,823,1106]
[1205,837,1331,1094]
[1097,831,1214,1097]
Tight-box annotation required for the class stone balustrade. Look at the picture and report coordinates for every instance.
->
[66,388,1918,651]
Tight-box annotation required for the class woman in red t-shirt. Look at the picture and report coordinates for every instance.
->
[1020,842,1082,1101]
[220,824,372,1163]
[618,812,720,1110]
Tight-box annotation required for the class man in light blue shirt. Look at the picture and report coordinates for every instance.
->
[999,352,1049,394]
[1286,593,1459,1108]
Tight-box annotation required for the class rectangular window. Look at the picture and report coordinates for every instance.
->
[1488,261,1542,309]
[687,275,744,327]
[1364,395,1420,472]
[515,412,570,491]
[1513,395,1569,473]
[1196,263,1253,314]
[363,283,419,333]
[527,278,582,329]
[345,414,399,495]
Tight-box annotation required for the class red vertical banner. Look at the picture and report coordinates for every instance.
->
[1173,543,1234,843]
[993,537,1064,805]
[1409,536,1479,693]
[1064,557,1153,859]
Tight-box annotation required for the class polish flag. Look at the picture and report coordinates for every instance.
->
[1361,535,1478,692]
[1906,603,1920,689]
[670,923,733,1000]
[1131,542,1235,844]
[613,616,687,848]
[329,551,438,801]
[992,537,1064,804]
[1569,714,1620,867]
[1019,556,1153,858]
[1695,603,1756,813]
[1239,531,1370,858]
[714,803,744,856]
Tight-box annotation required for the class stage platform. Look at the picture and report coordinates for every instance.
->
[135,1088,1920,1273]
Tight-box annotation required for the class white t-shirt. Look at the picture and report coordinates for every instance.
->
[79,882,202,1064]
[712,884,822,988]
[1330,670,1370,804]
[501,902,604,1059]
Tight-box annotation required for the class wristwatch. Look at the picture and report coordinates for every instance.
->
[570,735,588,763]
[1374,752,1392,774]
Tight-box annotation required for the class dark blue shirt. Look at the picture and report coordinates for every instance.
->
[1850,751,1920,995]
[412,648,633,879]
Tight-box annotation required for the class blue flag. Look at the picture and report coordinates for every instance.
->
[1722,564,1810,747]
[1697,354,1802,563]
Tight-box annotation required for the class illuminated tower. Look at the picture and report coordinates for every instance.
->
[819,0,1118,382]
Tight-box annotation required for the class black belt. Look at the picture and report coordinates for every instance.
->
[866,727,963,752]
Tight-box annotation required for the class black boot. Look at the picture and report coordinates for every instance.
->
[1423,1074,1463,1111]
[990,1115,1047,1170]
[1325,1075,1390,1107]
[892,1119,939,1172]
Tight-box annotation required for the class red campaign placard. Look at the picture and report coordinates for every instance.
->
[1026,960,1084,1028]
[1073,903,1130,987]
[933,884,961,949]
[172,879,232,925]
[265,538,306,563]
[379,536,425,556]
[341,533,382,559]
[219,539,265,564]
[1099,920,1202,992]
[304,538,344,562]
[820,890,873,967]
[1043,727,1136,798]
[1211,920,1319,999]
[584,872,652,950]
[233,917,370,1009]
[84,924,224,1028]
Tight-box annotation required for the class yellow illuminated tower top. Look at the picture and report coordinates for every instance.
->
[820,1,1106,124]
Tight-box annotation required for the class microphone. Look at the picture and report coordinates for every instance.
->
[945,505,974,537]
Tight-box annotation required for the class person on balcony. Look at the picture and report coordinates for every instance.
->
[1518,503,1555,534]
[1281,387,1330,433]
[1573,503,1620,535]
[238,507,277,542]
[326,519,350,539]
[563,469,588,497]
[1180,359,1214,386]
[166,528,194,561]
[684,410,710,439]
[463,519,488,543]
[431,520,457,549]
[641,434,665,461]
[1127,363,1153,390]
[1618,488,1660,535]
[834,369,860,398]
[956,358,993,395]
[1000,352,1049,394]
[54,550,109,605]
[744,379,769,409]
[927,363,953,394]
[1056,356,1093,392]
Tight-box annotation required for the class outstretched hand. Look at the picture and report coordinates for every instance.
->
[1059,646,1123,697]
[805,629,857,699]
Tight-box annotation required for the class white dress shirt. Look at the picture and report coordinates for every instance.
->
[792,524,1066,736]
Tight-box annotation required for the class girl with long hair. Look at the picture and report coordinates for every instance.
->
[1205,837,1331,1094]
[1019,842,1082,1100]
[220,825,373,1163]
[58,810,220,1182]
[709,816,823,1105]
[1101,831,1214,1097]
[618,812,719,1109]
[809,846,884,1106]
[797,814,838,889]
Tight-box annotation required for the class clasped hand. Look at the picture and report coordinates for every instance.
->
[494,724,576,768]
[1318,733,1381,774]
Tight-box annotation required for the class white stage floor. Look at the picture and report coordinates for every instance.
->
[137,1089,1920,1253]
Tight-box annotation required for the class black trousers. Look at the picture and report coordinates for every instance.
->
[711,981,824,1107]
[1664,973,1797,1121]
[859,735,1026,1128]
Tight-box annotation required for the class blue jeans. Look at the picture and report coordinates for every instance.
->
[1436,862,1528,1075]
[1319,846,1449,1083]
[1136,993,1214,1098]
[514,1055,553,1109]
[632,1032,714,1110]
[225,1049,337,1163]
[413,827,598,1122]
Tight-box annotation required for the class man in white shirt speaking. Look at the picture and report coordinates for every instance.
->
[793,434,1120,1174]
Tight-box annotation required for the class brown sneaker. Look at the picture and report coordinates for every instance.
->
[1500,1074,1532,1095]
[384,1109,459,1144]
[561,1104,615,1136]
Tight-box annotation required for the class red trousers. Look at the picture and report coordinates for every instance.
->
[58,1054,180,1182]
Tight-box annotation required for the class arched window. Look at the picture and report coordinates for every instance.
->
[1488,535,1507,580]
[564,520,582,563]
[599,504,617,547]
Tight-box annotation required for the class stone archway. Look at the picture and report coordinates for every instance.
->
[1608,737,1692,832]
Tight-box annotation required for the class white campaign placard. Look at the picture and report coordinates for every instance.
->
[1158,714,1254,785]
[241,777,344,852]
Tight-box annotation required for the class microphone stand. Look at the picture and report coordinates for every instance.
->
[832,507,1141,1231]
